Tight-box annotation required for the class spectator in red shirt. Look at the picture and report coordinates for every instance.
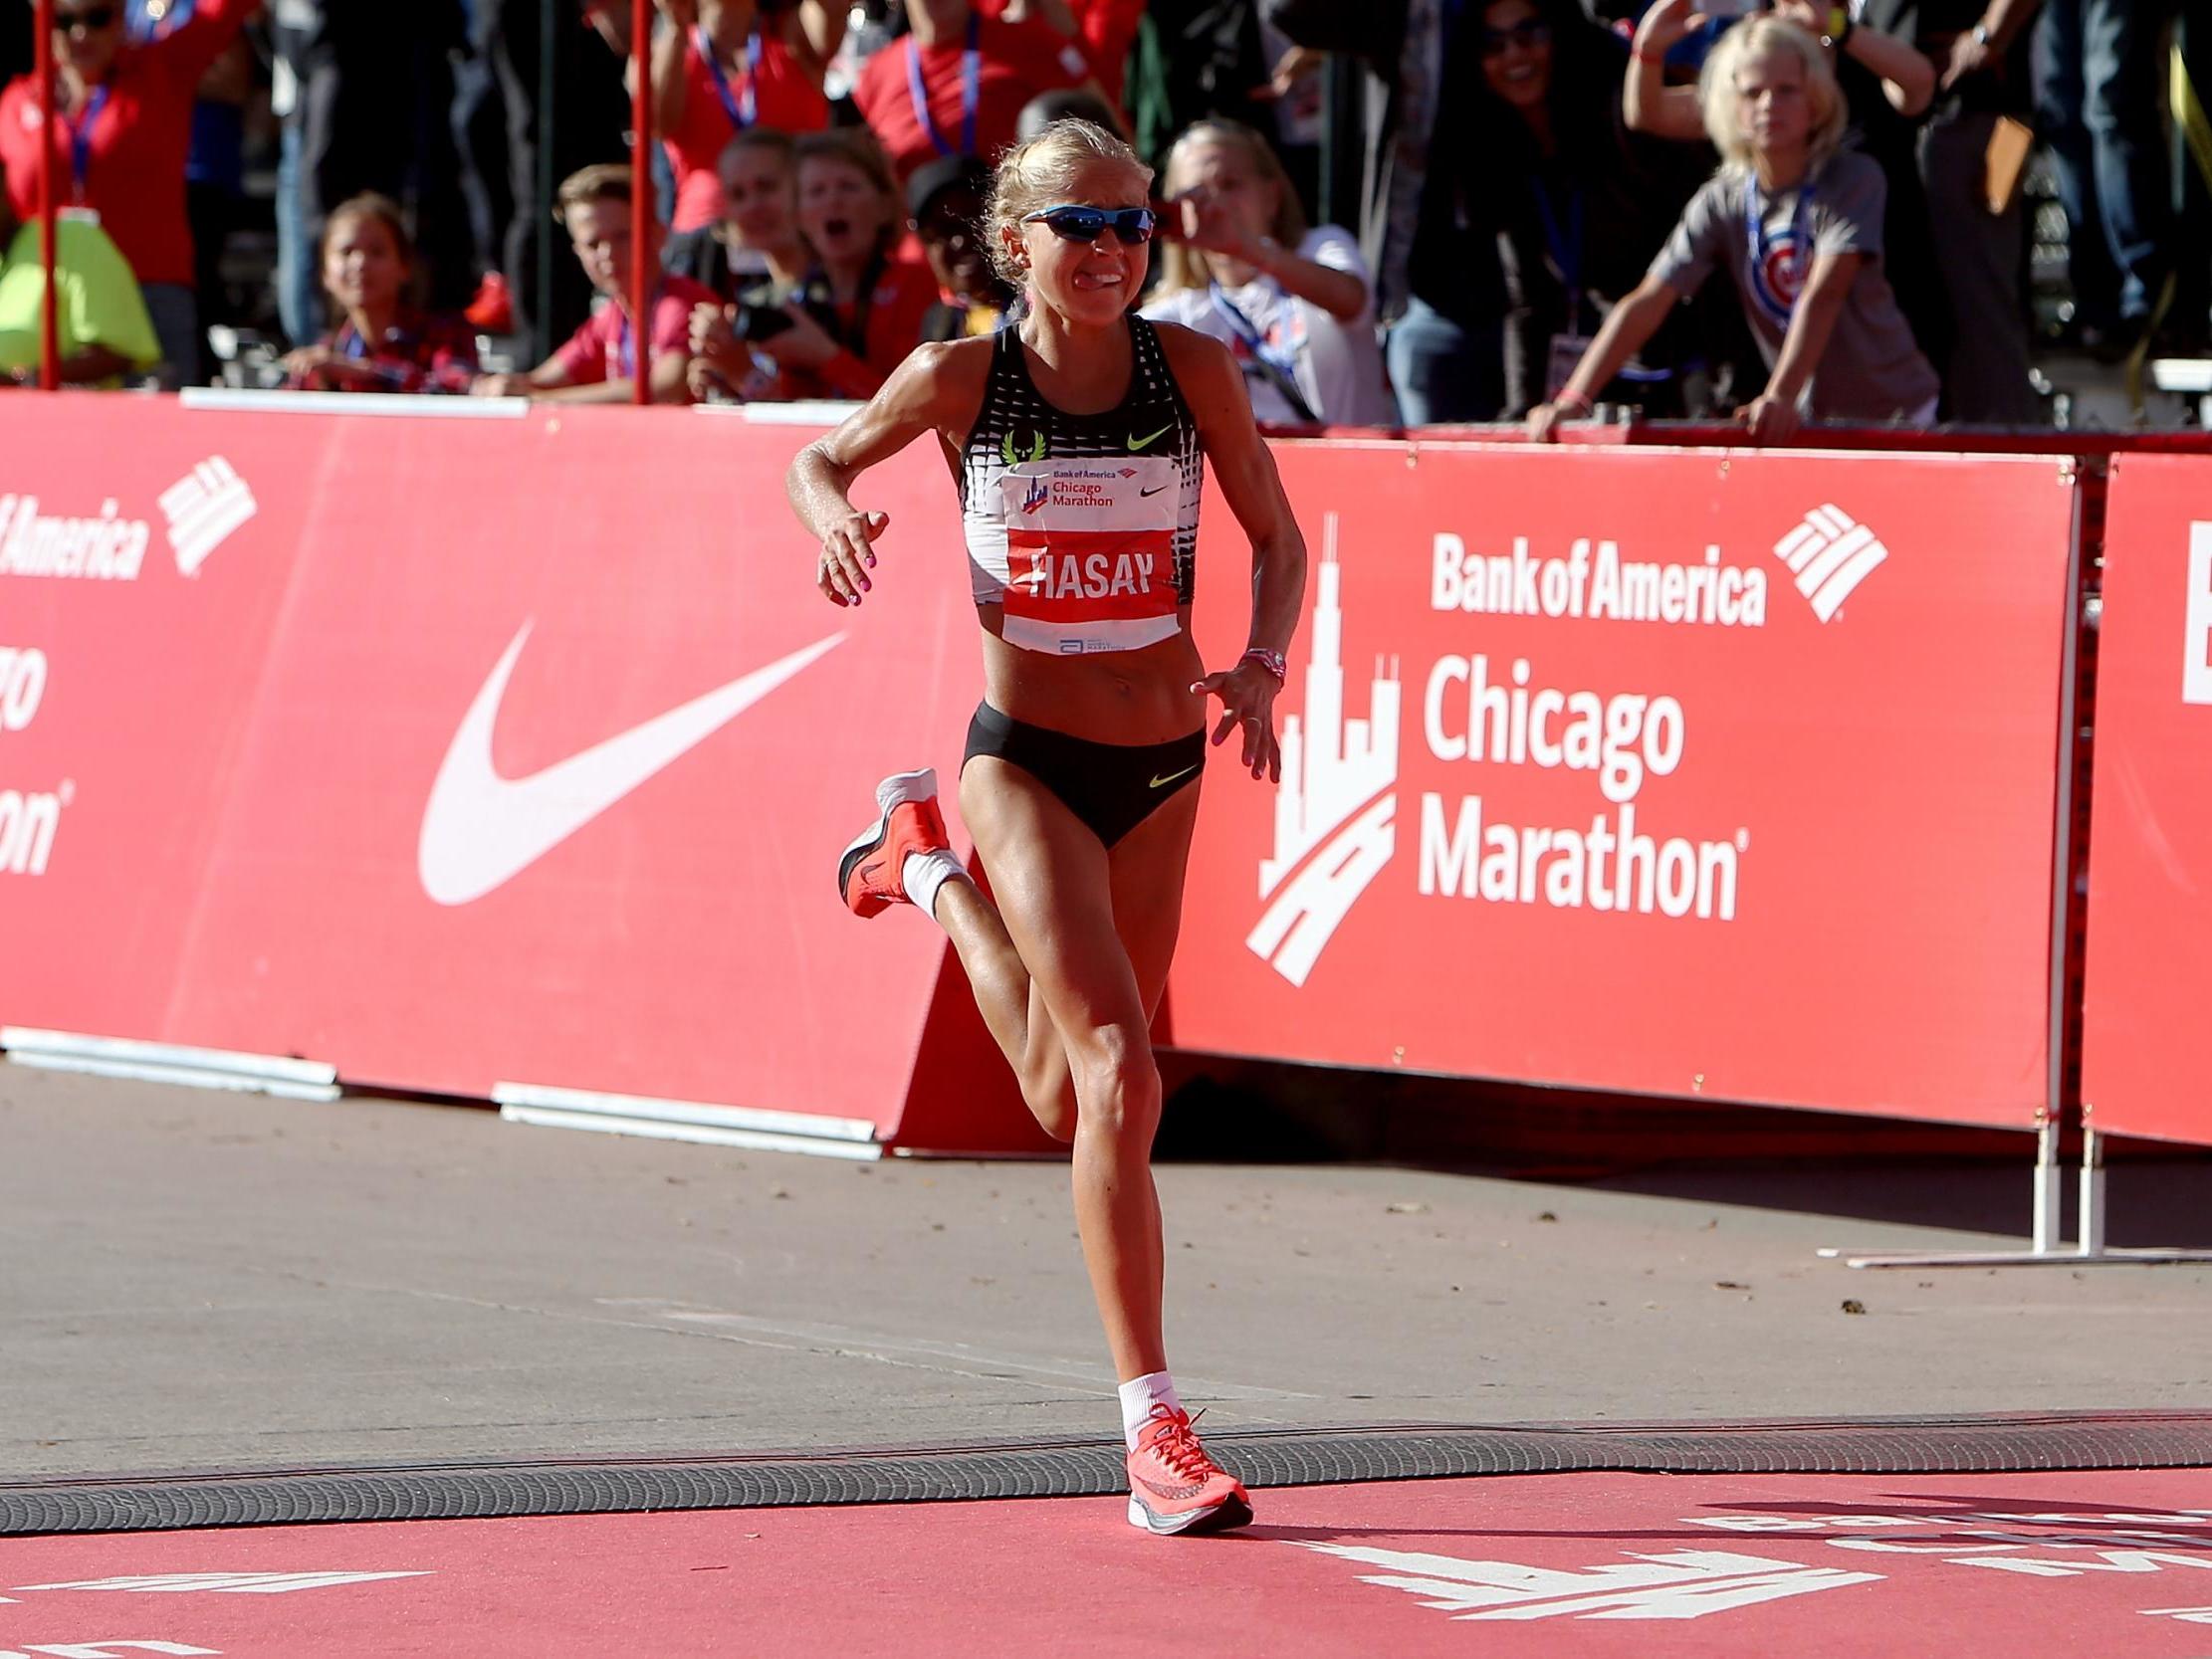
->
[281,193,480,395]
[647,0,839,274]
[763,129,939,400]
[472,163,719,403]
[851,0,1101,187]
[0,0,257,385]
[671,127,810,299]
[976,0,1144,107]
[684,130,815,401]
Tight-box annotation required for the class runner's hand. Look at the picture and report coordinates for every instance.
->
[817,509,888,607]
[1191,662,1281,781]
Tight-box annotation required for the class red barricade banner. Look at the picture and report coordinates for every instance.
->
[1170,442,2079,1130]
[2081,456,2212,1146]
[0,394,1041,1152]
[0,401,2085,1149]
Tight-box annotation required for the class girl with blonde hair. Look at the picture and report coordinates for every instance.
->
[1142,119,1395,427]
[1529,15,1936,443]
[788,117,1306,1535]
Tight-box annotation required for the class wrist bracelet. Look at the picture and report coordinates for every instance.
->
[1240,647,1287,682]
[1553,388,1594,415]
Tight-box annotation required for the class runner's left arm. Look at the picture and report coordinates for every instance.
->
[1159,323,1306,782]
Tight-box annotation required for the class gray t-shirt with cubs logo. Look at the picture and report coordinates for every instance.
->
[1649,149,1939,422]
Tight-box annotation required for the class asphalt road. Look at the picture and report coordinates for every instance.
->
[5,1065,2209,1480]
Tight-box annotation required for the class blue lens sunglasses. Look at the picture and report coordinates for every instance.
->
[1019,204,1159,245]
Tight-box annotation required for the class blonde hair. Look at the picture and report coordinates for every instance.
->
[1154,119,1307,296]
[555,162,633,219]
[1698,17,1847,176]
[987,117,1153,287]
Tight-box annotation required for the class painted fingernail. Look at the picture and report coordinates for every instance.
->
[865,554,877,567]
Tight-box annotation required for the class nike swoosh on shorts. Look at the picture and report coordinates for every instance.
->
[418,622,844,906]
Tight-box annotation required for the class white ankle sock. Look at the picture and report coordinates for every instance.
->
[900,849,971,921]
[1118,1370,1184,1449]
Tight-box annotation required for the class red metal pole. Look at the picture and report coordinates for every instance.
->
[630,0,652,406]
[34,0,59,391]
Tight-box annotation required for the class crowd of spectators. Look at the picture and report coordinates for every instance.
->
[0,0,2201,432]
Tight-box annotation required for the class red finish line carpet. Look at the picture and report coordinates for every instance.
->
[4,1468,2209,1658]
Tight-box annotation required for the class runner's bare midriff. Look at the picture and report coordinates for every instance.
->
[978,611,1207,745]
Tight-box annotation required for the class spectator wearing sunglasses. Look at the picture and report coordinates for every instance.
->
[851,0,1101,187]
[647,0,837,278]
[281,193,480,395]
[1141,118,1394,427]
[1423,0,1710,418]
[0,189,160,384]
[0,0,257,385]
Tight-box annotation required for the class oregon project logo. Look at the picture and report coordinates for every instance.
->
[1246,505,1889,985]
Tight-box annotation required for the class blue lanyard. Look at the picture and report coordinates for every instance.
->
[1530,178,1584,324]
[695,24,762,130]
[68,84,110,203]
[905,13,981,159]
[1744,177,1816,326]
[1208,282,1317,421]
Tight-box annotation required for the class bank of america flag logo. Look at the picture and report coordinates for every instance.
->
[160,455,258,578]
[1247,516,1401,986]
[1774,505,1886,622]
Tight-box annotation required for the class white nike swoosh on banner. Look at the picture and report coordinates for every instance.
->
[418,622,845,906]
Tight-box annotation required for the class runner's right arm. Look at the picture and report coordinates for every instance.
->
[786,338,990,607]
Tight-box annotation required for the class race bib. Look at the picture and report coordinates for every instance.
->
[992,457,1182,654]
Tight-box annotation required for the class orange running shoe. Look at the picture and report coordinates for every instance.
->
[838,768,952,918]
[1124,1406,1252,1536]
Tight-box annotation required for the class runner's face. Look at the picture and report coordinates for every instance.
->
[323,213,406,315]
[799,157,890,271]
[1735,51,1811,156]
[1170,139,1274,250]
[722,149,797,252]
[1478,0,1552,108]
[1013,159,1152,327]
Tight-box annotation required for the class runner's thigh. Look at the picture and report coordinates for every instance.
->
[961,758,1149,1055]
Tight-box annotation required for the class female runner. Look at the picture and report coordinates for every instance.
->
[785,117,1306,1537]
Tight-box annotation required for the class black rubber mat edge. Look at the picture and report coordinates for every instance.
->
[5,1410,2206,1536]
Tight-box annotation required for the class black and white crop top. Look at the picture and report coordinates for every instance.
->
[959,315,1204,656]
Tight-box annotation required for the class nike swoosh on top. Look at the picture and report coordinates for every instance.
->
[1128,425,1172,451]
[1151,763,1199,789]
[418,622,845,906]
[1139,484,1169,498]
